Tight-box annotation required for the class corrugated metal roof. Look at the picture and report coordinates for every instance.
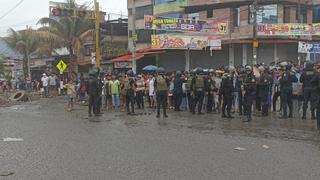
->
[0,39,22,60]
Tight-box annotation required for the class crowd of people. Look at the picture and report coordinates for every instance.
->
[82,61,320,129]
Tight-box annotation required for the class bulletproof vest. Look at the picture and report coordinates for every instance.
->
[207,78,215,90]
[185,78,192,91]
[195,75,204,91]
[244,75,256,92]
[302,71,315,88]
[124,77,132,90]
[157,76,167,91]
[87,77,98,95]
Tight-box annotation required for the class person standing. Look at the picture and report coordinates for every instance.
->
[300,62,316,119]
[135,75,146,109]
[124,70,135,115]
[257,66,270,116]
[243,66,257,122]
[110,74,121,110]
[311,63,320,129]
[65,79,76,112]
[279,63,298,118]
[87,71,99,117]
[191,68,206,115]
[220,67,235,118]
[155,67,169,118]
[41,73,49,98]
[206,69,217,113]
[49,74,57,98]
[173,71,183,111]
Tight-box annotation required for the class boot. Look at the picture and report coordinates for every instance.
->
[302,109,307,119]
[156,114,160,118]
[311,110,316,120]
[227,113,234,118]
[243,114,251,122]
[222,112,227,118]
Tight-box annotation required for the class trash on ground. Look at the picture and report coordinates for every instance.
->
[3,137,24,142]
[262,145,270,149]
[234,147,247,151]
[0,171,14,176]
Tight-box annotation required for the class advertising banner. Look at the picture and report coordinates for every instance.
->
[114,62,133,69]
[145,15,228,34]
[257,23,320,36]
[151,34,221,49]
[298,41,320,54]
[257,23,312,36]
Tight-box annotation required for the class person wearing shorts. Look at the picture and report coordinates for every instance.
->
[65,80,76,112]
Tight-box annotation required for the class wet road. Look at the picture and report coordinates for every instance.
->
[0,98,320,180]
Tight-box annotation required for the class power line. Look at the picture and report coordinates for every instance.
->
[0,0,25,21]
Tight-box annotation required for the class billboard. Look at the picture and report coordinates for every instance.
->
[257,23,320,36]
[151,34,221,50]
[298,41,320,54]
[144,15,228,34]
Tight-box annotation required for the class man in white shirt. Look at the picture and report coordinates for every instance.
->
[41,73,49,98]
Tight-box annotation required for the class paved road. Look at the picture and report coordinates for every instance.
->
[0,98,320,180]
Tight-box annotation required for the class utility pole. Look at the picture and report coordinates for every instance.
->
[252,0,258,65]
[94,0,101,68]
[298,0,301,65]
[132,0,137,73]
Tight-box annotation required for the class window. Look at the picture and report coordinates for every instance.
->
[207,10,213,18]
[136,29,152,43]
[188,13,199,20]
[134,5,153,20]
[233,8,240,27]
[313,6,320,23]
[296,6,307,23]
[283,6,290,23]
[257,4,278,24]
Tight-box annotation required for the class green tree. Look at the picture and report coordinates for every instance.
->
[3,28,60,78]
[0,56,4,75]
[37,0,94,71]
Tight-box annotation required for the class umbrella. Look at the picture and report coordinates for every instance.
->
[143,65,158,72]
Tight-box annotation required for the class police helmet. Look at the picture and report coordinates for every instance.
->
[245,65,252,72]
[126,70,134,77]
[157,67,165,75]
[229,66,235,72]
[176,71,182,76]
[258,66,265,72]
[209,69,215,73]
[195,67,204,74]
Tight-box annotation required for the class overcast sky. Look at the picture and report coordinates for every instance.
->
[0,0,127,37]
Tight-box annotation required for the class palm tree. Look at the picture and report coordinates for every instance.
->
[37,0,95,71]
[3,27,60,78]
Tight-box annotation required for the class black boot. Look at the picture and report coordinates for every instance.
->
[222,112,227,118]
[243,114,251,122]
[227,113,234,118]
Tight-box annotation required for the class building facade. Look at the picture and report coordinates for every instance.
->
[128,0,319,71]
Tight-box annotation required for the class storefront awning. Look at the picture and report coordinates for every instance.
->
[110,53,144,62]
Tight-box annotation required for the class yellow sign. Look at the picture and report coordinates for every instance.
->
[253,39,259,48]
[56,60,67,73]
[132,34,137,42]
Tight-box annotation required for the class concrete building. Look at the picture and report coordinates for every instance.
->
[128,0,319,71]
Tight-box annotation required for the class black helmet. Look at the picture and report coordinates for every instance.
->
[157,67,165,75]
[195,67,204,74]
[305,61,314,70]
[176,71,182,77]
[126,70,134,77]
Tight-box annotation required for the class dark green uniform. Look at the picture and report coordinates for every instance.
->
[155,75,169,118]
[191,74,205,114]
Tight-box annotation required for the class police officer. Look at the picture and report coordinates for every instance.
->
[87,70,99,117]
[186,71,194,112]
[220,67,234,118]
[257,66,270,116]
[191,67,206,115]
[206,69,217,113]
[300,62,316,119]
[124,70,135,115]
[96,73,104,114]
[173,71,183,111]
[279,62,298,118]
[243,66,257,122]
[311,63,320,129]
[155,67,169,118]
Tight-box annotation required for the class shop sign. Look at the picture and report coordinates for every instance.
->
[298,41,320,53]
[145,15,228,34]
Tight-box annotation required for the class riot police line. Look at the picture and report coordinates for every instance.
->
[84,61,320,130]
